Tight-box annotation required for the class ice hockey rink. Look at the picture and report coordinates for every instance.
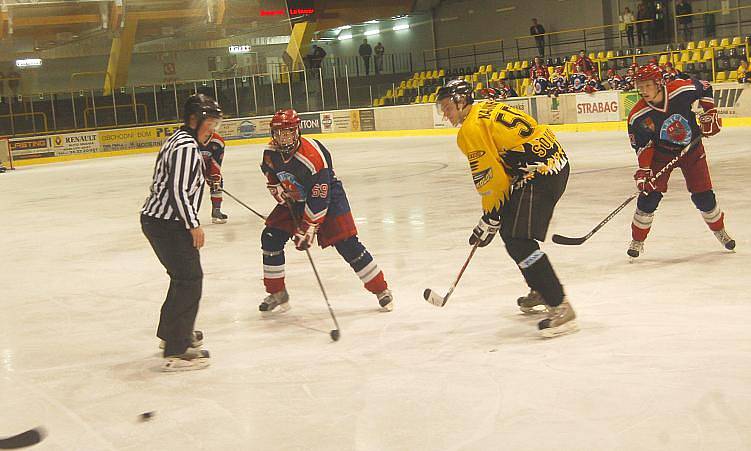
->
[1,128,750,450]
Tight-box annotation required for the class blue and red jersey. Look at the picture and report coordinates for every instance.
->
[628,78,715,167]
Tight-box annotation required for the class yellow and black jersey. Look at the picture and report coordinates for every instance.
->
[457,100,568,215]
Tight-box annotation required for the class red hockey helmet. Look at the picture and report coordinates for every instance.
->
[270,109,302,158]
[634,63,663,82]
[607,68,616,77]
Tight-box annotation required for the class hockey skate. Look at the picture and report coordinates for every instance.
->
[713,229,736,251]
[211,207,228,224]
[517,289,546,314]
[159,330,203,350]
[259,289,290,315]
[538,299,578,338]
[376,289,394,312]
[627,239,644,258]
[162,348,210,372]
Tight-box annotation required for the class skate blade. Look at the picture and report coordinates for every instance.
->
[260,303,291,317]
[161,357,210,372]
[379,302,394,312]
[519,306,547,315]
[539,320,579,338]
[212,217,228,224]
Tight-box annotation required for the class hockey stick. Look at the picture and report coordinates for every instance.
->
[552,136,701,246]
[423,241,480,307]
[0,428,45,449]
[221,188,267,221]
[285,200,341,342]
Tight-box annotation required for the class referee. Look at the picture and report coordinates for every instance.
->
[140,93,222,372]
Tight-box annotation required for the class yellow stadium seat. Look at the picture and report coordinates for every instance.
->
[728,70,738,81]
[703,49,714,60]
[680,51,690,63]
[675,62,684,72]
[478,66,487,74]
[606,50,615,59]
[658,54,669,65]
[472,74,479,82]
[434,86,441,93]
[386,89,393,97]
[399,81,406,88]
[690,50,702,61]
[720,38,730,47]
[506,62,514,71]
[422,94,429,103]
[490,72,499,81]
[419,79,426,87]
[732,36,742,46]
[672,53,681,64]
[686,42,696,50]
[715,71,727,82]
[697,40,707,49]
[405,80,412,89]
[432,70,439,78]
[513,61,522,70]
[588,52,596,60]
[373,98,379,107]
[486,64,493,73]
[597,51,606,60]
[475,83,483,91]
[708,39,719,48]
[569,54,577,62]
[397,89,405,97]
[428,93,437,102]
[521,60,529,69]
[438,69,445,77]
[548,66,554,76]
[500,70,507,79]
[412,72,420,79]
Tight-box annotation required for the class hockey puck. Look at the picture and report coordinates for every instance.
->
[330,330,340,341]
[139,411,155,422]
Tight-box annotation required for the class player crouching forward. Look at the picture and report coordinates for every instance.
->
[436,79,576,338]
[259,109,393,314]
[627,63,735,258]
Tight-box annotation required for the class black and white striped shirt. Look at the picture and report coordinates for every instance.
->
[141,127,205,229]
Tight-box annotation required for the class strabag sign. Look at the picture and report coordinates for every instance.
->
[575,91,620,122]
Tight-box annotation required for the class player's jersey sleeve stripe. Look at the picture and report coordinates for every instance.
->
[668,84,696,100]
[628,105,651,125]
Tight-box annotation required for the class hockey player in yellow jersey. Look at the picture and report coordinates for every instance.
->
[436,79,576,337]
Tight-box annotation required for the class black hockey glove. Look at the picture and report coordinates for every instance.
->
[469,215,500,247]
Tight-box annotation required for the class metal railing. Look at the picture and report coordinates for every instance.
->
[0,63,428,137]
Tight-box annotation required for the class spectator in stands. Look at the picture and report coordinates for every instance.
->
[738,60,749,83]
[636,2,649,46]
[359,39,373,76]
[8,70,20,97]
[676,0,692,42]
[575,50,594,75]
[309,45,326,70]
[621,7,636,48]
[529,56,547,80]
[374,42,385,74]
[530,19,546,57]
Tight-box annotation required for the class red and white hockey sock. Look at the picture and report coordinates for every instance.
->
[700,205,725,231]
[631,208,655,242]
[263,250,286,294]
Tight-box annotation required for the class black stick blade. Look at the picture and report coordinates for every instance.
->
[551,234,588,246]
[0,428,45,450]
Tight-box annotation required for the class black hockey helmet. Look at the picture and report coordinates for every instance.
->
[183,93,223,130]
[436,78,474,106]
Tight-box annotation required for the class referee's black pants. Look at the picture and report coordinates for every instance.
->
[141,215,203,357]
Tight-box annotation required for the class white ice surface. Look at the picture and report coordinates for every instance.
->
[1,130,750,451]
